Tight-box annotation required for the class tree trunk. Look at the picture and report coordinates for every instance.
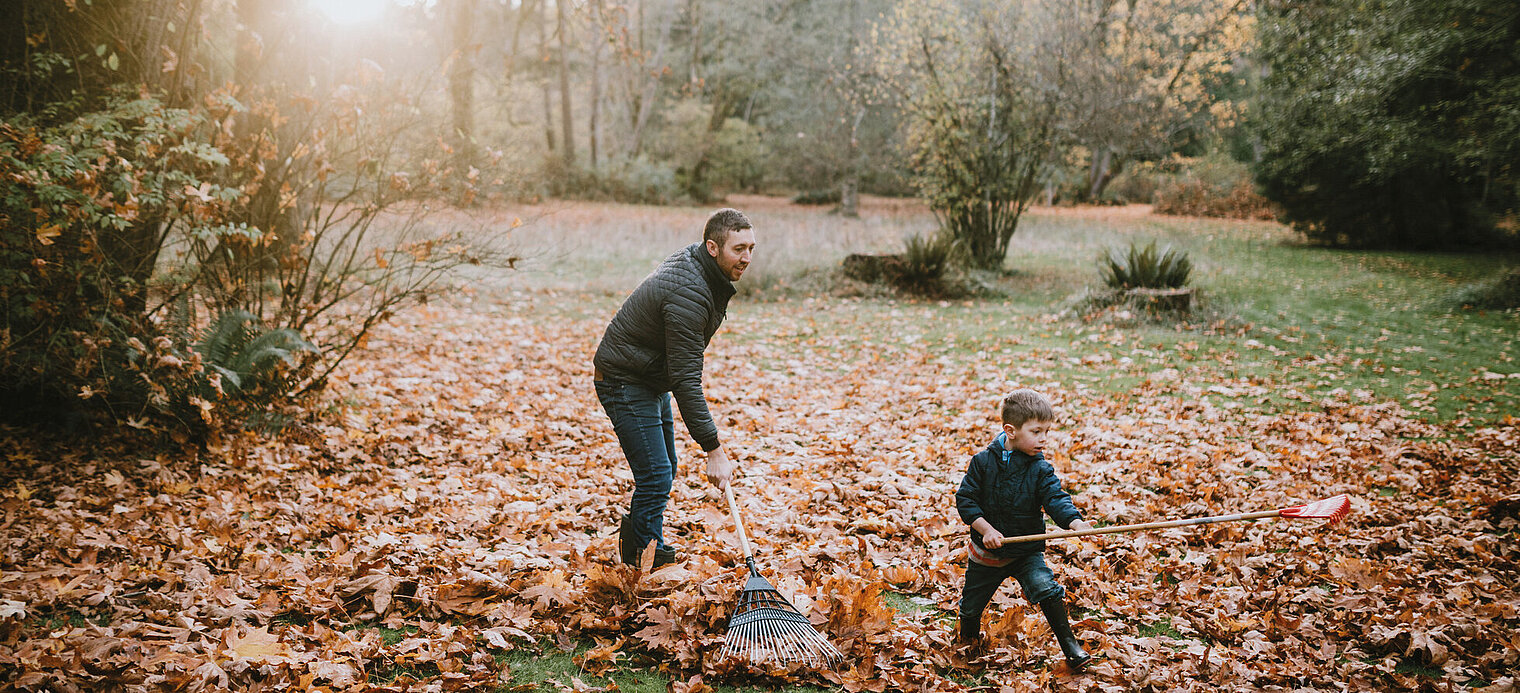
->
[627,9,673,157]
[449,0,478,171]
[1086,147,1121,202]
[838,0,861,219]
[538,1,555,153]
[556,0,575,170]
[589,11,601,170]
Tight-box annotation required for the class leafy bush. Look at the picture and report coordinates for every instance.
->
[1253,0,1520,249]
[549,155,686,205]
[0,95,228,425]
[1451,268,1520,311]
[898,231,961,293]
[1153,179,1278,220]
[1109,154,1277,220]
[791,188,842,206]
[1099,241,1192,289]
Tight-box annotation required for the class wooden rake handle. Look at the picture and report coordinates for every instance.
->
[1001,494,1351,544]
[1003,509,1283,544]
[724,483,754,561]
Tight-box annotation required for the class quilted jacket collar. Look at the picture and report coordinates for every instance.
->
[992,432,1040,466]
[690,243,736,301]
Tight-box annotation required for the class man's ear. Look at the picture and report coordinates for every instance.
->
[705,238,719,257]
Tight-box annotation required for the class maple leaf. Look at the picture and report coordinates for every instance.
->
[342,573,400,615]
[223,625,291,664]
[572,637,624,676]
[520,570,574,613]
[308,660,359,686]
[633,606,683,651]
[669,674,712,693]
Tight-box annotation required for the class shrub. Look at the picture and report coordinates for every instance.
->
[0,95,227,426]
[1153,179,1277,220]
[898,231,961,293]
[1099,241,1192,289]
[1120,154,1278,220]
[549,155,686,205]
[1451,268,1520,311]
[791,188,842,206]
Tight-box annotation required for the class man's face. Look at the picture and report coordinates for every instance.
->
[706,228,756,282]
[1004,420,1051,456]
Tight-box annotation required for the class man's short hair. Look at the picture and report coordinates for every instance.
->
[1001,389,1055,427]
[703,208,752,247]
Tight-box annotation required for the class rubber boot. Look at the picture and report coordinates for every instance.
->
[957,613,982,645]
[1039,597,1091,671]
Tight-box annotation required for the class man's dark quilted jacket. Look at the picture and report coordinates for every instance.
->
[956,432,1084,558]
[594,243,735,451]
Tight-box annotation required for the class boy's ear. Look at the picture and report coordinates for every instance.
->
[1002,422,1017,435]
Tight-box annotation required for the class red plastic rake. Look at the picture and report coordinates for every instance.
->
[1004,494,1352,544]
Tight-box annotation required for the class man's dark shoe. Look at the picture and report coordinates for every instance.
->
[1040,597,1091,671]
[617,515,639,566]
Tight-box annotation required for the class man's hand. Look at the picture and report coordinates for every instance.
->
[1069,519,1095,533]
[704,445,734,489]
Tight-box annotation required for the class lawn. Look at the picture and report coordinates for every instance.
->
[2,196,1515,692]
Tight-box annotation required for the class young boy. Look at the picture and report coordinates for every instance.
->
[955,389,1094,670]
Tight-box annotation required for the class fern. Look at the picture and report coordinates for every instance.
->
[1099,241,1193,289]
[193,309,316,398]
[196,309,258,368]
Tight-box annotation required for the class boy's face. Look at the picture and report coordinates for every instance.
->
[1003,419,1052,456]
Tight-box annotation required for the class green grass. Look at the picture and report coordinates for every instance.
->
[881,591,936,614]
[496,643,837,693]
[1137,616,1185,640]
[482,201,1516,434]
[710,210,1514,430]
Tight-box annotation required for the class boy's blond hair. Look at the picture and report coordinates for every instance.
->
[1001,389,1055,427]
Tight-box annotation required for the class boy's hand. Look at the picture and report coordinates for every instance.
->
[704,445,734,489]
[1069,520,1094,533]
[981,528,1006,549]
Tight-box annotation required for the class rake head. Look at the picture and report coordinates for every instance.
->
[1279,494,1352,523]
[720,568,843,668]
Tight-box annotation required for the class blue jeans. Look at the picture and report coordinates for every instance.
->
[595,378,678,553]
[959,553,1065,623]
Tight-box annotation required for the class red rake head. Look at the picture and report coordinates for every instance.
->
[1279,494,1352,524]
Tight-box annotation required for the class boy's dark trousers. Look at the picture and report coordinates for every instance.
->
[959,554,1090,668]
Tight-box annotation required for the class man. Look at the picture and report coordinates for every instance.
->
[593,208,755,568]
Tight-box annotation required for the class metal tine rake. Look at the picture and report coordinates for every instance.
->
[1005,494,1353,544]
[719,484,843,668]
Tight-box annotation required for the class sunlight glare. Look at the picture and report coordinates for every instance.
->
[310,0,391,25]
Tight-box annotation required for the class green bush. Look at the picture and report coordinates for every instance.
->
[791,188,841,206]
[1451,268,1520,311]
[549,155,686,205]
[1253,0,1520,249]
[892,231,963,297]
[1099,241,1192,289]
[0,95,228,426]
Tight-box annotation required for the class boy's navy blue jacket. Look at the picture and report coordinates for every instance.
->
[956,432,1083,558]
